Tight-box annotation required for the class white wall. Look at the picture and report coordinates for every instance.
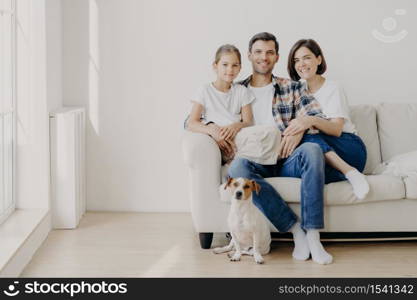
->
[45,0,63,112]
[61,0,417,212]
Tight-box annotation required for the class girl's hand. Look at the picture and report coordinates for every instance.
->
[220,139,235,160]
[208,124,222,141]
[283,116,314,136]
[220,123,241,141]
[208,124,235,155]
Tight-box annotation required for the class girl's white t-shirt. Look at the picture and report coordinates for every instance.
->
[248,83,276,126]
[311,79,357,134]
[191,83,255,126]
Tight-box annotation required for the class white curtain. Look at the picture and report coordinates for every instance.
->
[15,0,50,211]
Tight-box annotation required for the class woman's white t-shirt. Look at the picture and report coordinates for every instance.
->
[191,83,255,126]
[311,79,357,134]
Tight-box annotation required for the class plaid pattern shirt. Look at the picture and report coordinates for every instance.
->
[239,75,326,132]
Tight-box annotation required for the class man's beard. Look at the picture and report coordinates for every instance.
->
[252,64,273,75]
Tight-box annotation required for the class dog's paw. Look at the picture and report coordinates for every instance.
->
[254,253,264,264]
[229,253,241,262]
[213,247,223,254]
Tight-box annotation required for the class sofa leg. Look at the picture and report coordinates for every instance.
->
[199,232,213,249]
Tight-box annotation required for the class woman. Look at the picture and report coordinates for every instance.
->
[286,39,369,199]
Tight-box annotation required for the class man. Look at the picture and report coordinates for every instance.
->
[226,32,332,265]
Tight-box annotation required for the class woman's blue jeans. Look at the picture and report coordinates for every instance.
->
[301,133,367,184]
[228,142,325,231]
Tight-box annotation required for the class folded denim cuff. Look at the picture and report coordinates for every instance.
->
[301,223,325,230]
[281,217,298,233]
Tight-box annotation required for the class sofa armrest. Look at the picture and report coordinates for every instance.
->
[181,131,221,169]
[181,131,229,233]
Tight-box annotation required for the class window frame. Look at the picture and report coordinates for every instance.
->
[0,0,16,225]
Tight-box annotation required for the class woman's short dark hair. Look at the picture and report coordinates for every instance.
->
[287,39,327,81]
[249,32,279,54]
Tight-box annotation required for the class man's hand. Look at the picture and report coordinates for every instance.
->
[220,123,241,141]
[283,116,314,136]
[280,132,304,158]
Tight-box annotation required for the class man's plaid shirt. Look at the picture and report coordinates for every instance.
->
[239,75,326,132]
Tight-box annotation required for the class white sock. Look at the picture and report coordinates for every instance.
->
[345,169,369,200]
[290,222,310,261]
[306,229,333,265]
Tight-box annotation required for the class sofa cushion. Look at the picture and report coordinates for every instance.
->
[404,175,417,199]
[377,103,417,162]
[349,105,381,174]
[220,161,405,204]
[372,150,417,199]
[264,174,405,205]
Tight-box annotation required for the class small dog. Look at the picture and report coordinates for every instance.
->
[214,177,271,264]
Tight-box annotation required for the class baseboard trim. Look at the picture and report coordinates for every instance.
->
[271,232,417,242]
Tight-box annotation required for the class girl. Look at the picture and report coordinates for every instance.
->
[286,39,369,199]
[187,44,254,162]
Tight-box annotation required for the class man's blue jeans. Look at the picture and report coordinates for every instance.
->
[228,142,325,232]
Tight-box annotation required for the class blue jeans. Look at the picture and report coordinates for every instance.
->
[228,142,325,232]
[301,133,367,184]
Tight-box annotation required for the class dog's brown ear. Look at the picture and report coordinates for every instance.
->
[225,177,234,189]
[251,180,261,195]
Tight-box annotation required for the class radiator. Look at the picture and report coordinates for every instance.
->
[50,107,86,229]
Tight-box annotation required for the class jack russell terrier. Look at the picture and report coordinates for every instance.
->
[213,177,271,264]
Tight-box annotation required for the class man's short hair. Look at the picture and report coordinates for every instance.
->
[249,32,279,54]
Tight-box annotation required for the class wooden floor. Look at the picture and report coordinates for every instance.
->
[22,212,417,277]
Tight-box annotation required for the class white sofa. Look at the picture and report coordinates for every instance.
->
[182,103,417,249]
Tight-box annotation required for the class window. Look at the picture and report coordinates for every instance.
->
[0,0,16,225]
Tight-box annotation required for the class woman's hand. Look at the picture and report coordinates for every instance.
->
[280,132,304,158]
[283,116,314,136]
[219,123,242,141]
